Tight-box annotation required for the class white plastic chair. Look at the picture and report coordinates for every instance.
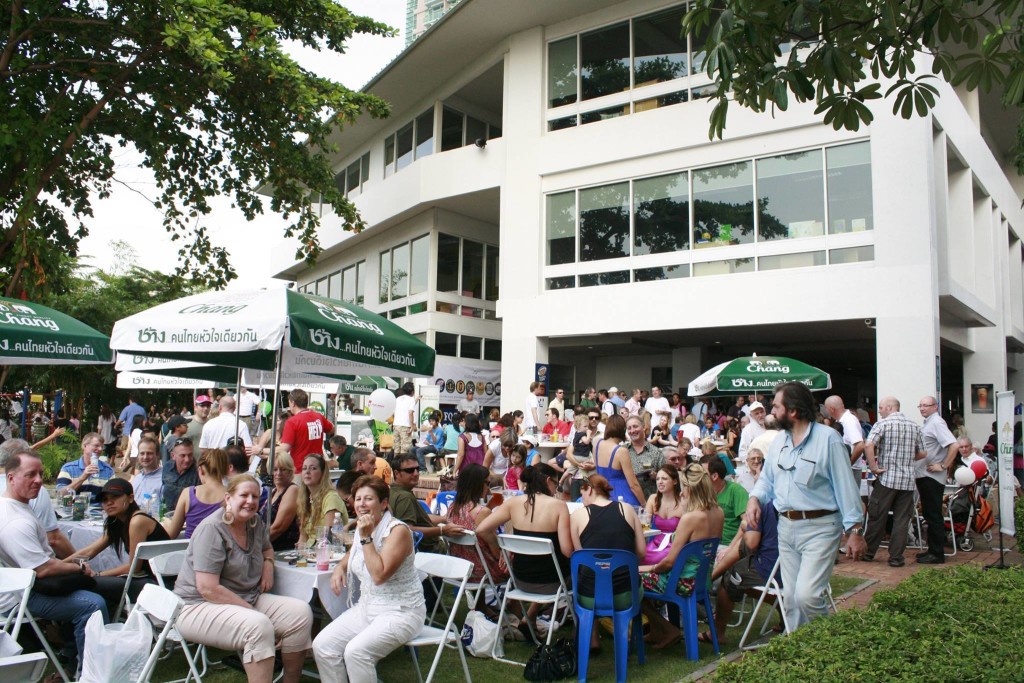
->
[0,567,69,682]
[438,531,498,613]
[112,539,190,622]
[738,557,838,650]
[147,551,206,683]
[492,534,575,664]
[406,553,473,683]
[129,584,185,683]
[0,652,48,681]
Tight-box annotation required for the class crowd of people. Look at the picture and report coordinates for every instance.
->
[0,379,1017,681]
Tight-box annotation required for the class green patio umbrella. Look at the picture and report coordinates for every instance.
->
[687,355,832,397]
[0,295,112,365]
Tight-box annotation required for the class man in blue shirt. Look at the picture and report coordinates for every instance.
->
[711,500,779,642]
[56,432,115,502]
[748,382,865,629]
[116,394,146,433]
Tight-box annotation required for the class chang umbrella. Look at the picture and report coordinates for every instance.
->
[687,354,832,397]
[0,295,112,365]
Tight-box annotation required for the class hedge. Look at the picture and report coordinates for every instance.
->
[715,564,1024,682]
[35,431,84,481]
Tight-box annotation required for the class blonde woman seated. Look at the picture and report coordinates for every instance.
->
[313,476,423,683]
[639,463,724,649]
[298,454,348,546]
[165,448,230,539]
[173,474,313,683]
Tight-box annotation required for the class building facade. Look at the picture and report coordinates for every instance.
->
[278,0,1024,439]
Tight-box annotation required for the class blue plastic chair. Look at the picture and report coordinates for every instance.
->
[418,499,431,515]
[642,537,720,661]
[412,530,424,550]
[432,490,456,515]
[571,549,645,683]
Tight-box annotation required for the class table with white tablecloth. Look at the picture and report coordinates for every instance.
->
[272,561,350,619]
[57,519,124,573]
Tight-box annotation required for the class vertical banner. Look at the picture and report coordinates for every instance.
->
[996,390,1016,537]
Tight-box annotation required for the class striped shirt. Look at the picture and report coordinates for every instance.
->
[867,411,923,491]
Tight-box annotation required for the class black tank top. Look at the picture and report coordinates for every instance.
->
[578,502,635,597]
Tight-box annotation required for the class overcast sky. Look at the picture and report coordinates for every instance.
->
[77,0,407,289]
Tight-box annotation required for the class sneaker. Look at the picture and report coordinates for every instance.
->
[860,554,875,562]
[916,553,944,564]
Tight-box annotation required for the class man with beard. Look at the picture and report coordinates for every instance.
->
[747,382,865,629]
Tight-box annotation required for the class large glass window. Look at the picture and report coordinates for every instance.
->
[395,123,414,171]
[315,278,327,297]
[441,106,463,151]
[346,160,360,197]
[328,272,341,299]
[581,22,630,100]
[391,242,410,299]
[827,142,873,233]
[579,183,629,262]
[462,240,484,298]
[378,251,391,304]
[693,162,754,247]
[461,336,482,359]
[384,137,396,178]
[410,236,429,296]
[415,109,434,159]
[355,262,364,305]
[485,245,499,301]
[579,271,629,287]
[634,172,689,254]
[435,332,457,357]
[341,266,356,303]
[437,233,460,293]
[484,339,502,362]
[547,192,576,266]
[635,264,689,281]
[548,36,578,107]
[757,150,824,241]
[633,7,688,86]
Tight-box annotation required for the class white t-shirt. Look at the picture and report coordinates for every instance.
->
[236,390,259,417]
[838,410,865,468]
[198,412,253,449]
[0,497,53,611]
[394,394,416,428]
[0,479,58,531]
[644,397,671,432]
[524,394,540,430]
[679,423,702,448]
[738,421,767,461]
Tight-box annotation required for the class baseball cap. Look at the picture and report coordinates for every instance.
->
[195,395,212,406]
[608,386,619,394]
[749,401,765,412]
[98,478,133,501]
[167,415,191,430]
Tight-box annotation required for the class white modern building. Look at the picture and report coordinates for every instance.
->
[276,0,1024,439]
[405,0,462,46]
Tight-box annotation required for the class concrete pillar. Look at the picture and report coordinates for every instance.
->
[962,328,1006,442]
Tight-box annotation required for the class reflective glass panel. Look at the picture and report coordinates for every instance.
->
[410,236,429,296]
[579,271,629,287]
[415,109,434,159]
[485,244,499,301]
[461,336,482,359]
[830,245,874,264]
[466,116,487,146]
[634,172,689,254]
[384,136,396,178]
[441,106,464,151]
[391,243,409,299]
[437,233,460,293]
[692,258,755,276]
[634,264,689,281]
[633,7,688,86]
[547,192,576,266]
[758,251,825,270]
[548,36,578,107]
[341,266,355,303]
[579,182,629,262]
[484,339,502,361]
[462,240,484,298]
[354,261,364,306]
[693,162,754,246]
[378,251,391,303]
[395,123,414,171]
[581,22,629,100]
[328,272,341,299]
[827,142,873,234]
[435,332,458,357]
[757,150,824,241]
[546,276,575,290]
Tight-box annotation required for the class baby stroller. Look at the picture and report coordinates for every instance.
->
[944,479,995,552]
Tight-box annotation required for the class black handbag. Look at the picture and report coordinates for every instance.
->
[523,637,577,681]
[33,572,97,596]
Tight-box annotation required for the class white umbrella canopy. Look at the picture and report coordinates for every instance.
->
[110,288,435,378]
[115,353,345,390]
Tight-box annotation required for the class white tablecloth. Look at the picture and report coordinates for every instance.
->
[272,561,349,619]
[57,520,126,573]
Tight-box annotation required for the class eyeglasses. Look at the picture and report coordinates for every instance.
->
[397,466,419,474]
[776,445,797,472]
[588,416,599,421]
[749,458,764,464]
[173,437,192,447]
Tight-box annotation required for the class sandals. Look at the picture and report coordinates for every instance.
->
[697,631,717,644]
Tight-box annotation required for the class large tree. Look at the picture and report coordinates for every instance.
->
[0,0,393,297]
[684,0,1024,169]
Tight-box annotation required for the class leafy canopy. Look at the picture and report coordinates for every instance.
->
[684,0,1024,170]
[0,0,393,297]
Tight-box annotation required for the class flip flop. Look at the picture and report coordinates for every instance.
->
[697,631,716,644]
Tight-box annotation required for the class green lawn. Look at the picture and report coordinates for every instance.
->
[135,575,864,682]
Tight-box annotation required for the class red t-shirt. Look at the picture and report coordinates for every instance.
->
[281,410,334,469]
[542,421,570,438]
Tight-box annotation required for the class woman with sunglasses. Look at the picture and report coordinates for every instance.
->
[165,448,230,539]
[639,463,723,649]
[297,455,347,547]
[735,448,765,492]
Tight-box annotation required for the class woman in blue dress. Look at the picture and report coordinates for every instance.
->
[593,415,644,506]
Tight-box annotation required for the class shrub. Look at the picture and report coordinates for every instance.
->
[715,565,1024,682]
[35,431,83,481]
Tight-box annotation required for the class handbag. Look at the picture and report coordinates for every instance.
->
[523,637,577,681]
[33,571,98,596]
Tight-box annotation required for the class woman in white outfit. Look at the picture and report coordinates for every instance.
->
[313,475,424,683]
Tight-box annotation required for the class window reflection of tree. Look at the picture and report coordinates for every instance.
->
[634,173,689,255]
[547,195,576,265]
[579,184,629,262]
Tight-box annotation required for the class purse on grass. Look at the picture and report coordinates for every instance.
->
[523,637,577,681]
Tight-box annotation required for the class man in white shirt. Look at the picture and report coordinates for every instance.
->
[0,439,74,558]
[0,447,107,669]
[738,401,768,462]
[236,386,259,431]
[198,395,252,453]
[393,382,417,456]
[624,389,642,417]
[679,414,702,449]
[524,381,544,431]
[456,387,481,416]
[643,386,672,434]
[548,388,566,418]
[825,395,866,473]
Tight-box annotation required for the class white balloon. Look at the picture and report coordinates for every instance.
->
[367,388,396,422]
[953,466,976,487]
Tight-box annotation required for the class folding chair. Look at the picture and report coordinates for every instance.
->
[405,553,473,683]
[642,537,719,662]
[737,556,838,650]
[439,531,498,612]
[148,551,206,683]
[112,539,190,622]
[130,584,185,683]
[492,534,575,664]
[0,652,48,681]
[0,567,69,682]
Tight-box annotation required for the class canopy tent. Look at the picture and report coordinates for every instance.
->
[0,295,112,365]
[687,355,832,397]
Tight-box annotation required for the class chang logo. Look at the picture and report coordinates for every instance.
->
[747,359,789,374]
[179,304,247,315]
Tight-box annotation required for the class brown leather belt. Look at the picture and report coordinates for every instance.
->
[779,509,837,521]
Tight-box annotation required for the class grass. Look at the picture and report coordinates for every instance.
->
[134,575,864,682]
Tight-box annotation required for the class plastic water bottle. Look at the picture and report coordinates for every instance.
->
[141,493,153,517]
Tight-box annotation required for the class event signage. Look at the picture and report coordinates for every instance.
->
[996,391,1016,537]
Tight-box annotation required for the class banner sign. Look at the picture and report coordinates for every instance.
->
[996,390,1016,537]
[430,360,500,407]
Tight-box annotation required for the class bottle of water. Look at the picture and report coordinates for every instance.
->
[141,493,153,517]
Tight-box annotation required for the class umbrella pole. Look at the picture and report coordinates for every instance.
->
[235,368,241,444]
[265,340,285,528]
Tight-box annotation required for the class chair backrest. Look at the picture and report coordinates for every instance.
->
[432,490,456,515]
[570,548,641,615]
[445,530,495,586]
[0,567,35,641]
[148,550,187,588]
[669,537,720,599]
[415,551,474,583]
[0,652,47,681]
[132,584,184,683]
[497,533,570,593]
[134,539,190,562]
[412,530,424,550]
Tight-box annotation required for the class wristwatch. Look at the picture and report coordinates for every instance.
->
[438,522,446,537]
[359,537,372,546]
[846,524,865,536]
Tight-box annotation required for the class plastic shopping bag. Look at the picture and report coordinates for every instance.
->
[461,610,503,658]
[79,608,153,683]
